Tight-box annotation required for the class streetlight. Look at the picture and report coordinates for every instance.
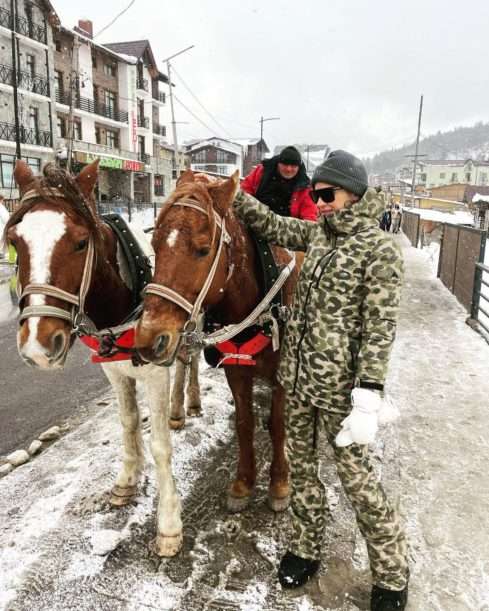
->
[259,116,280,161]
[162,45,195,180]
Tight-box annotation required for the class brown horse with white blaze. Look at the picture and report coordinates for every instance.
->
[5,159,190,556]
[135,170,299,512]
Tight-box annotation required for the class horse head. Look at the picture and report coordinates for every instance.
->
[135,170,239,365]
[4,159,101,370]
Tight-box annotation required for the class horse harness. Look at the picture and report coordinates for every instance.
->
[143,199,296,367]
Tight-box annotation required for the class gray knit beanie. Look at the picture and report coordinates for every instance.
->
[312,150,368,196]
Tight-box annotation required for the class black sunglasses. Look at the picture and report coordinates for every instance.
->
[310,186,343,204]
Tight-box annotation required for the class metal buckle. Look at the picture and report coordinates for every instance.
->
[72,312,98,336]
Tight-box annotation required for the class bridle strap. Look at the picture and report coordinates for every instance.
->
[143,200,231,324]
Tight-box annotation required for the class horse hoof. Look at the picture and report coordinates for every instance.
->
[151,533,183,557]
[187,405,202,418]
[169,417,185,431]
[109,485,137,507]
[268,493,290,512]
[227,494,251,513]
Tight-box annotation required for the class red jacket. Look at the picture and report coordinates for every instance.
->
[241,164,317,221]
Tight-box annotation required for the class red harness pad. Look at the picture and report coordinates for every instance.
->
[79,328,135,363]
[216,332,271,366]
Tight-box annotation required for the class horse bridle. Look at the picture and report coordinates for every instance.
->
[143,199,231,351]
[16,188,97,334]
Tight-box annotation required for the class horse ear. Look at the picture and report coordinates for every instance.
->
[14,160,35,195]
[75,159,99,199]
[176,169,194,186]
[209,170,240,215]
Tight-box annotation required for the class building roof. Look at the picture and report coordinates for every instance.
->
[105,40,169,83]
[420,159,489,167]
[59,26,138,64]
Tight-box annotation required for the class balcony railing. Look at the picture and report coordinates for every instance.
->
[136,77,148,92]
[153,124,166,137]
[0,63,49,96]
[137,116,149,129]
[0,8,47,44]
[138,152,151,164]
[0,120,52,147]
[55,90,129,123]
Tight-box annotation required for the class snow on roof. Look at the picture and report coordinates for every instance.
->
[472,193,489,204]
[113,52,138,64]
[407,207,473,225]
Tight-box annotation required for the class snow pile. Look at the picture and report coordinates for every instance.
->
[472,192,489,204]
[406,207,473,225]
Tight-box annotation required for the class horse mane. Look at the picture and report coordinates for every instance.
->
[4,163,104,251]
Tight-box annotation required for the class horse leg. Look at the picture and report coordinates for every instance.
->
[102,365,143,506]
[169,359,186,430]
[268,382,290,512]
[225,367,255,512]
[186,352,202,418]
[144,368,183,557]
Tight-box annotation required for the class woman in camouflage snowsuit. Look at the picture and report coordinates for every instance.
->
[233,150,409,611]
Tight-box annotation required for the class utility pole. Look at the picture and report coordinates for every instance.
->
[162,45,194,180]
[66,35,80,172]
[410,94,424,207]
[259,115,280,161]
[10,0,21,160]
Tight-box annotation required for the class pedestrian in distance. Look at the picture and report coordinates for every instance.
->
[391,204,402,234]
[233,150,409,611]
[241,145,317,220]
[380,205,392,232]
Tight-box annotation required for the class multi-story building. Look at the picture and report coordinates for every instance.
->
[186,137,243,177]
[53,23,171,206]
[234,138,268,176]
[416,159,489,190]
[0,0,59,199]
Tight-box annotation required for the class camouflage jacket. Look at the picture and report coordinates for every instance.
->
[234,188,403,410]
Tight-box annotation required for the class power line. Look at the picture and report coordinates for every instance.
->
[174,94,221,136]
[171,65,233,139]
[93,0,137,39]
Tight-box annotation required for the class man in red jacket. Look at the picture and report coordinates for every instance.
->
[241,146,317,221]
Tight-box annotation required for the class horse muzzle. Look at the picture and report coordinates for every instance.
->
[18,327,70,370]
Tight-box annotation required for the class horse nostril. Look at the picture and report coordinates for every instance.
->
[51,332,66,360]
[154,334,169,357]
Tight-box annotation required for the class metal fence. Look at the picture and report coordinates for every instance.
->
[437,223,486,313]
[400,210,420,247]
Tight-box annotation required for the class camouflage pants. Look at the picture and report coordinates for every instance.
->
[286,392,409,591]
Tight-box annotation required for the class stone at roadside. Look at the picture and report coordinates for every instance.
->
[7,450,30,467]
[28,440,43,456]
[39,426,61,441]
[0,463,14,477]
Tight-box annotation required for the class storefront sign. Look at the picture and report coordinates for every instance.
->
[75,151,144,172]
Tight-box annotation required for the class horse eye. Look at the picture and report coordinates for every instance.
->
[196,247,210,258]
[75,239,88,252]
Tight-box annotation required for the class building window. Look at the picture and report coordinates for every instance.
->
[106,129,118,149]
[103,63,116,77]
[104,90,116,117]
[451,173,458,183]
[439,172,445,179]
[194,150,206,163]
[466,173,471,182]
[92,53,97,69]
[28,106,39,136]
[481,173,488,185]
[154,174,164,196]
[74,120,82,141]
[95,126,102,145]
[24,156,40,174]
[55,39,62,52]
[0,154,14,188]
[217,150,228,163]
[138,135,145,154]
[26,54,35,77]
[56,116,66,138]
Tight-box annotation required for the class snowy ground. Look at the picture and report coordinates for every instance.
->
[1,234,489,610]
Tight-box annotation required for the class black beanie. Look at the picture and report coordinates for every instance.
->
[278,146,302,166]
[312,150,368,196]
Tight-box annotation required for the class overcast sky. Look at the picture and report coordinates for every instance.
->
[55,0,489,157]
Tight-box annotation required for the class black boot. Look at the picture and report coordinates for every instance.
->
[371,584,408,611]
[278,551,320,589]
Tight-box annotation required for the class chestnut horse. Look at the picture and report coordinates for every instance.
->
[135,170,300,512]
[4,160,194,556]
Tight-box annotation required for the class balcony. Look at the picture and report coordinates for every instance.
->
[153,124,166,137]
[137,116,149,129]
[0,7,47,44]
[55,91,129,123]
[0,120,52,147]
[138,151,150,164]
[152,90,166,104]
[0,63,49,96]
[136,77,148,92]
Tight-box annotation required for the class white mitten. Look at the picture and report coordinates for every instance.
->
[335,388,384,447]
